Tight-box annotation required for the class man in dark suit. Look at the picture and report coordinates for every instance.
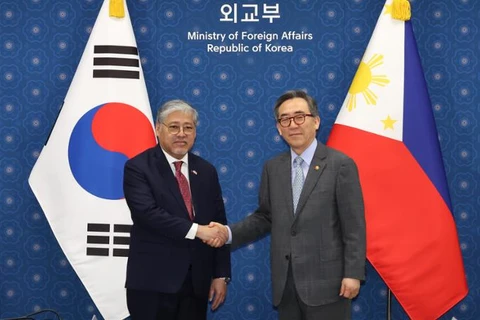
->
[123,99,231,320]
[210,90,366,319]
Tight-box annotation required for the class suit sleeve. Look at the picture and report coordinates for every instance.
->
[231,163,272,249]
[210,168,231,278]
[123,159,192,240]
[336,157,366,280]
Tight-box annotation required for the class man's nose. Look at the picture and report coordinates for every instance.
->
[176,128,187,136]
[290,120,300,128]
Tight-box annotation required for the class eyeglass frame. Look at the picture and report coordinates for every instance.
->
[277,113,315,128]
[162,122,196,135]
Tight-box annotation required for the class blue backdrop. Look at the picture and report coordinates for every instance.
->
[1,0,478,319]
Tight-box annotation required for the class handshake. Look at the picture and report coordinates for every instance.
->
[196,222,229,248]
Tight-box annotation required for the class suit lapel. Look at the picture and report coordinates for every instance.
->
[294,143,327,217]
[277,153,295,222]
[153,146,190,219]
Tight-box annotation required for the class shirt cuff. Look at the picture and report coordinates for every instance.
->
[185,223,198,239]
[226,225,232,244]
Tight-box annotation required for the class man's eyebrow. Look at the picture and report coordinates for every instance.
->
[279,111,307,117]
[166,121,194,125]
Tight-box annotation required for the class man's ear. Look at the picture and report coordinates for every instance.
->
[315,116,321,130]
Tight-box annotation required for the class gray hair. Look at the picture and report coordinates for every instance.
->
[155,99,198,125]
[273,90,319,119]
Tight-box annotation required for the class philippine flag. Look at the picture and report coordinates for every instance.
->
[327,1,468,319]
[29,0,156,319]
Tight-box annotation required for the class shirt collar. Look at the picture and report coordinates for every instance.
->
[161,148,189,167]
[290,139,317,167]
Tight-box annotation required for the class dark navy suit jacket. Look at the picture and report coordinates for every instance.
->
[123,145,231,297]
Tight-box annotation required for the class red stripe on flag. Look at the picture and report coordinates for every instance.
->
[328,124,467,320]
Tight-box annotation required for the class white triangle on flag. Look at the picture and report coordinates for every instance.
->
[335,3,405,142]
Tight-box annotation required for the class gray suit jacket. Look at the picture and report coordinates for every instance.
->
[231,142,366,306]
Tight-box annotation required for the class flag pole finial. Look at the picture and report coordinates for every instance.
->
[391,0,411,21]
[109,0,125,18]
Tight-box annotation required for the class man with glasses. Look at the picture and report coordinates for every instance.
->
[123,100,231,320]
[209,90,366,319]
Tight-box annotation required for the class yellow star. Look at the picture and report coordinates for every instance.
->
[381,115,397,130]
[384,4,393,15]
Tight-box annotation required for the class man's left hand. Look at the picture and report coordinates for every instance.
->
[209,278,227,310]
[339,278,360,299]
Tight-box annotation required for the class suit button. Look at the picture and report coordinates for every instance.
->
[285,255,290,260]
[291,230,296,236]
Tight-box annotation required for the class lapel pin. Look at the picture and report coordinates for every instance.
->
[192,170,198,175]
[314,165,320,171]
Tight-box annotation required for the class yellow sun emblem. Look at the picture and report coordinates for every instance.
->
[346,54,390,111]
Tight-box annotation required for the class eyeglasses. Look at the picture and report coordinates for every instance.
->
[277,114,315,128]
[162,123,195,134]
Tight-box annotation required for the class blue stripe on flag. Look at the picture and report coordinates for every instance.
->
[402,21,452,209]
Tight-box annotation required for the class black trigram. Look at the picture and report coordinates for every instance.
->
[86,223,132,257]
[92,45,140,79]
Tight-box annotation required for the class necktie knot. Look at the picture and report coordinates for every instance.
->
[294,156,304,167]
[174,161,183,172]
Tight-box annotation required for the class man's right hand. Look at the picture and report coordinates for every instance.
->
[196,223,228,247]
[205,222,229,247]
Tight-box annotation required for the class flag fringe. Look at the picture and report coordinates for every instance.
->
[109,0,125,18]
[391,0,411,21]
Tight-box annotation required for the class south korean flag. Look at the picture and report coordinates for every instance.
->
[29,0,156,318]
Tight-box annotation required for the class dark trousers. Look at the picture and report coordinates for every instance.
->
[127,270,207,320]
[278,264,351,320]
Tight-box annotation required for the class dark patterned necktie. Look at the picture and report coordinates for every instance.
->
[174,161,194,221]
